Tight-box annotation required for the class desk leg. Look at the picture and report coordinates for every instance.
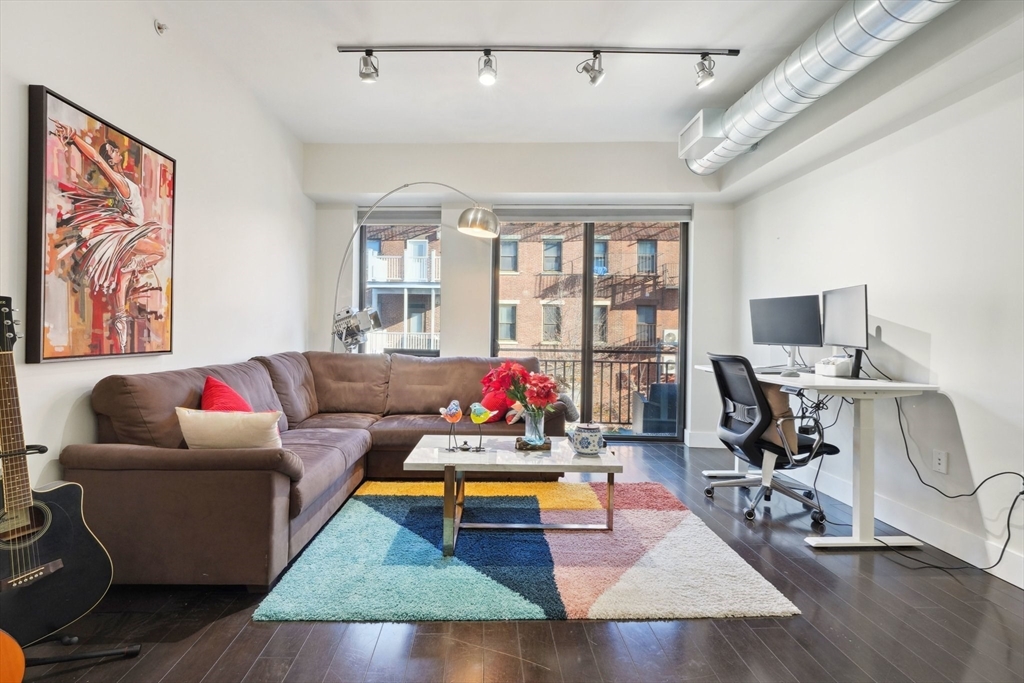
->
[703,456,759,479]
[806,398,922,549]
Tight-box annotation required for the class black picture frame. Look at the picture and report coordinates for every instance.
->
[26,86,176,363]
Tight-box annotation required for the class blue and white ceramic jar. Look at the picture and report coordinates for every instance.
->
[569,423,603,455]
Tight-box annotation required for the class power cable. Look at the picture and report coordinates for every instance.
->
[817,349,1024,572]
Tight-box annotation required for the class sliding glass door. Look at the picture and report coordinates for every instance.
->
[494,219,686,439]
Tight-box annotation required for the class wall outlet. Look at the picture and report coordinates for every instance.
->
[932,450,949,475]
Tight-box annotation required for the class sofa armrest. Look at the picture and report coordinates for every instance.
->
[60,443,304,481]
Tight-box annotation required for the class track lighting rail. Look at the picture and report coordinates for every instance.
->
[337,45,740,56]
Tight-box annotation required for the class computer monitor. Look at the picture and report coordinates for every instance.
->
[822,284,869,377]
[822,284,868,349]
[749,295,822,368]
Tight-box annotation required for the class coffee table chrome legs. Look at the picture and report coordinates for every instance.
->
[442,466,466,556]
[441,467,615,557]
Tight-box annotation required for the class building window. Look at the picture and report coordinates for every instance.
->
[594,240,608,275]
[637,305,656,345]
[542,305,562,342]
[543,240,562,272]
[593,305,608,343]
[500,240,518,272]
[498,304,517,341]
[366,238,381,254]
[637,240,657,273]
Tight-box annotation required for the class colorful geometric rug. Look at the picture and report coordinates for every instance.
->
[254,481,798,621]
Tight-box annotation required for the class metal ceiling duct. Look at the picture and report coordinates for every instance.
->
[686,0,960,175]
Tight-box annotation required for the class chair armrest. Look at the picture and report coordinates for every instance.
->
[772,416,824,466]
[60,443,304,481]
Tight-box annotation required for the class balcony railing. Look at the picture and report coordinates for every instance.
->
[367,254,440,283]
[636,323,657,346]
[636,253,657,274]
[534,356,677,429]
[365,331,440,353]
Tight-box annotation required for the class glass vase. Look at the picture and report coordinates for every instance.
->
[524,410,545,446]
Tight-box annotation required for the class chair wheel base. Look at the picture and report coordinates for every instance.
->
[704,487,714,498]
[802,490,815,500]
[810,510,827,524]
[743,508,756,521]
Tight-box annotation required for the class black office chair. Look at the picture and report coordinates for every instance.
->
[703,353,839,523]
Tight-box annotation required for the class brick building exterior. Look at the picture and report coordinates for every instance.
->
[363,225,441,351]
[496,222,680,352]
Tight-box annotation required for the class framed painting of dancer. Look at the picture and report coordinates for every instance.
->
[26,86,175,362]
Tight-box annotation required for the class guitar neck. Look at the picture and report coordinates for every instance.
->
[0,350,32,511]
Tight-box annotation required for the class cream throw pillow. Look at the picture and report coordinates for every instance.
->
[758,383,799,454]
[175,407,283,449]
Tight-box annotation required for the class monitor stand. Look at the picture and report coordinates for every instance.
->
[780,347,800,377]
[848,348,879,380]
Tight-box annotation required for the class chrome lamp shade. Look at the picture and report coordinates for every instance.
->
[457,206,500,238]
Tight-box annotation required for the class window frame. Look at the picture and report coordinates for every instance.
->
[636,304,657,345]
[542,240,563,273]
[497,303,517,342]
[499,239,519,273]
[489,219,690,443]
[637,239,657,274]
[541,303,562,343]
[593,303,609,344]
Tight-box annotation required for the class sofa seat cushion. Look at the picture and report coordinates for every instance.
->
[281,428,371,518]
[368,414,534,450]
[295,413,381,431]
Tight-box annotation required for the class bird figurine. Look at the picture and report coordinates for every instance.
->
[468,402,497,451]
[440,400,462,451]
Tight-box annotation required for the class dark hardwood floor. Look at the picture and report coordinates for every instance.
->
[23,445,1024,683]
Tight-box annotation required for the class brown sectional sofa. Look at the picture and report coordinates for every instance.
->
[60,352,565,588]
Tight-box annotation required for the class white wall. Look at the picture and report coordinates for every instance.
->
[0,1,315,484]
[733,73,1024,586]
[439,204,494,357]
[311,205,357,351]
[685,204,735,447]
[304,142,719,203]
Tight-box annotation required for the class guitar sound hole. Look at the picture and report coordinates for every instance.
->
[0,502,52,549]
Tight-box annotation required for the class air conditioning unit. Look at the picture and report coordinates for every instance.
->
[678,109,725,160]
[663,329,680,345]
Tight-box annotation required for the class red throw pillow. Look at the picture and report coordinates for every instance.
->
[480,391,509,423]
[201,376,253,412]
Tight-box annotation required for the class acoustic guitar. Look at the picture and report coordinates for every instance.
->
[0,629,24,683]
[0,297,113,646]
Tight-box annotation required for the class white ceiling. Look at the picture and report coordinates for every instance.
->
[157,1,845,144]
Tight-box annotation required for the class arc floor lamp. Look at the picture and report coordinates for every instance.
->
[331,182,500,352]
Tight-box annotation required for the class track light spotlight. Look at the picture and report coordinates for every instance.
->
[359,50,379,83]
[578,51,605,86]
[478,49,497,86]
[695,52,715,89]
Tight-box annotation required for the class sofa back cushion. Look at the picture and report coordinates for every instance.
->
[91,361,287,448]
[384,355,541,416]
[254,352,319,427]
[305,352,391,415]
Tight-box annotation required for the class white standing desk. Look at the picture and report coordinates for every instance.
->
[695,365,939,549]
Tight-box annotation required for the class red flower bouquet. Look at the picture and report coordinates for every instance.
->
[481,361,558,419]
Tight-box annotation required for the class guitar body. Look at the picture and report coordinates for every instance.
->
[0,481,112,646]
[0,629,24,683]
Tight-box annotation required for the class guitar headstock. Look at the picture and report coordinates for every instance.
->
[0,296,18,353]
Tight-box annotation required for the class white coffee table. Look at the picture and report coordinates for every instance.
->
[404,435,624,556]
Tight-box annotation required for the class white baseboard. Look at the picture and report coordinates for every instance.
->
[790,467,1023,588]
[684,430,725,449]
